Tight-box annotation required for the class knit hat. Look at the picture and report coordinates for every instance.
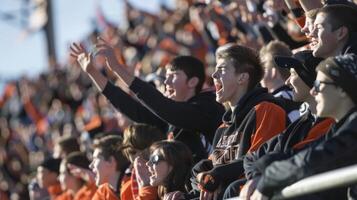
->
[40,158,61,174]
[274,50,323,88]
[317,54,357,104]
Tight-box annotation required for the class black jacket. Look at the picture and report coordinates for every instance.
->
[244,108,334,180]
[256,107,357,198]
[102,78,225,162]
[192,87,288,192]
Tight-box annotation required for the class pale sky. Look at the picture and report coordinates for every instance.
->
[0,0,173,92]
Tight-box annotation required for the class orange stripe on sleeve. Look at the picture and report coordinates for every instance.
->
[293,118,335,150]
[295,16,306,29]
[249,102,287,152]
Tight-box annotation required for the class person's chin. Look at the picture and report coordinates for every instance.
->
[215,92,226,104]
[95,176,102,186]
[149,178,158,187]
[316,106,326,118]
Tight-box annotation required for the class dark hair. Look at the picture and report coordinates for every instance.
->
[93,135,129,172]
[62,152,90,183]
[150,140,193,199]
[168,56,206,94]
[260,41,292,80]
[122,123,165,160]
[318,5,357,33]
[40,158,61,174]
[216,44,263,90]
[57,136,80,156]
[64,152,90,171]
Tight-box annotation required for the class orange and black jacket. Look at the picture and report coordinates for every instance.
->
[244,107,334,180]
[193,87,288,191]
[102,78,225,163]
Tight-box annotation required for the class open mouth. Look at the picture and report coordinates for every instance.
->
[149,170,156,182]
[214,82,223,95]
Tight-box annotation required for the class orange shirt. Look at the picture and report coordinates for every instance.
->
[54,191,72,200]
[136,186,158,200]
[120,178,158,200]
[73,182,97,200]
[47,184,63,200]
[92,183,119,200]
[120,178,134,200]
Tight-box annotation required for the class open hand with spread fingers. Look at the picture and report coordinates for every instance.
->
[95,37,124,72]
[70,42,94,73]
[95,37,135,85]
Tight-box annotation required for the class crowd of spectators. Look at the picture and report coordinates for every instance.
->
[1,0,357,199]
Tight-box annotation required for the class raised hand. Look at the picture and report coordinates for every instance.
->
[70,43,94,73]
[95,37,124,72]
[133,156,151,188]
[67,163,95,183]
[96,37,135,86]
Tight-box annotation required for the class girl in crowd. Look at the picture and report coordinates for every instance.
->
[120,123,166,200]
[144,140,193,200]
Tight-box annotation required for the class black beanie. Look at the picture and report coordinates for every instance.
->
[317,54,357,104]
[40,158,61,174]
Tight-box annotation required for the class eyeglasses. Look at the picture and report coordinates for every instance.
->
[313,80,337,93]
[148,154,164,165]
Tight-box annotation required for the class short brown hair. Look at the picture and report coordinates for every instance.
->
[122,123,165,160]
[57,136,80,156]
[169,56,206,94]
[93,135,129,172]
[216,44,263,90]
[260,40,292,80]
[318,5,357,33]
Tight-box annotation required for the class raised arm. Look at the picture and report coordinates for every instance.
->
[96,39,223,134]
[70,42,167,131]
[70,43,108,92]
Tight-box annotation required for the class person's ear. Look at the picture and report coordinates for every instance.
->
[338,87,348,98]
[336,26,349,41]
[237,73,249,84]
[188,77,199,89]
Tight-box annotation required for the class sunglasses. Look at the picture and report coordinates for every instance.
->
[148,154,165,165]
[313,80,337,93]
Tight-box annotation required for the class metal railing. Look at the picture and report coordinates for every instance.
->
[226,164,357,200]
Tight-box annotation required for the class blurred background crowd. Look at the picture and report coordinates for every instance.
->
[1,0,357,199]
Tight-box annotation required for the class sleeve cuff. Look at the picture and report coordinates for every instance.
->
[102,81,113,96]
[129,77,143,94]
